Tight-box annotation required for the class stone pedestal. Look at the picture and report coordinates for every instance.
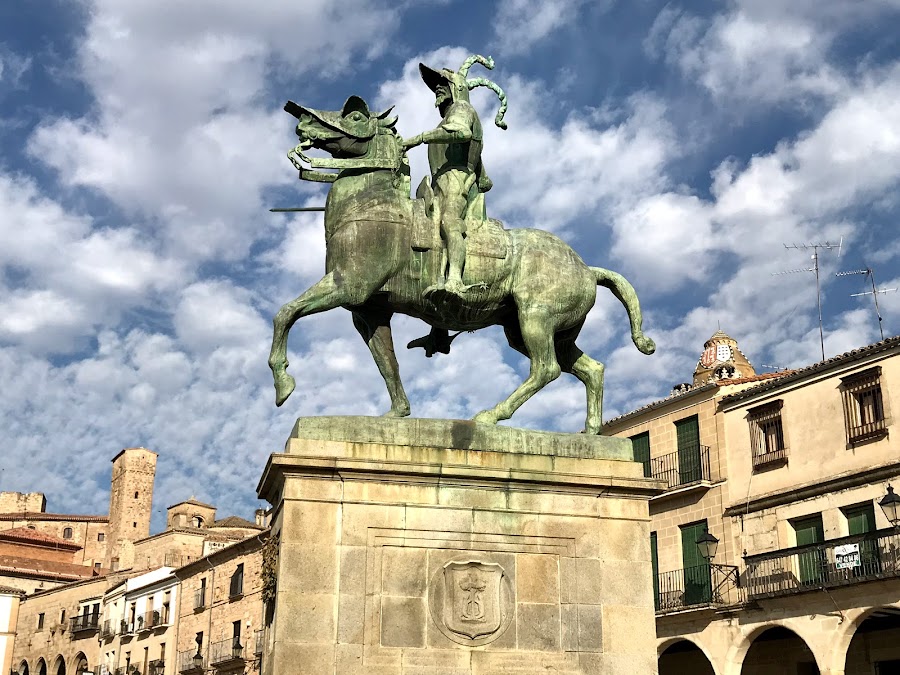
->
[257,417,664,675]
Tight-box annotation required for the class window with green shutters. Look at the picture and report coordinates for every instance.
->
[630,432,651,477]
[791,514,825,585]
[675,416,702,484]
[680,520,711,605]
[650,531,659,611]
[843,502,880,574]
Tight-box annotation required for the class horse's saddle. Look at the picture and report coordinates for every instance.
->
[410,179,509,260]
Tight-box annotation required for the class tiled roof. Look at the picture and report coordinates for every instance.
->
[719,335,900,406]
[211,516,263,530]
[603,370,797,428]
[0,584,25,595]
[167,497,216,510]
[0,555,97,581]
[0,527,82,549]
[0,512,108,522]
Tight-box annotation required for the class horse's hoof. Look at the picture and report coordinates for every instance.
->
[473,410,499,425]
[634,334,656,355]
[382,406,411,418]
[274,374,296,407]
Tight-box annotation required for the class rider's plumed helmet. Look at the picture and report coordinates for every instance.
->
[419,55,509,130]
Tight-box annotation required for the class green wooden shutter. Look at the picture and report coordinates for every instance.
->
[792,515,824,585]
[631,432,651,478]
[845,503,876,535]
[675,416,702,484]
[845,503,880,574]
[680,521,711,604]
[650,532,659,611]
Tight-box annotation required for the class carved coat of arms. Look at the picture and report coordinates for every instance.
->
[442,561,505,640]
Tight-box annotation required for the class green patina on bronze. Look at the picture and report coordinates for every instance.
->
[268,54,655,434]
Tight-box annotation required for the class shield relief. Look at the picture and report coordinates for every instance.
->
[442,560,504,640]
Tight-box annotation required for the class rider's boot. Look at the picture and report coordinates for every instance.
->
[407,327,455,357]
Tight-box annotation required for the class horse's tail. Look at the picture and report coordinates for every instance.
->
[591,267,656,355]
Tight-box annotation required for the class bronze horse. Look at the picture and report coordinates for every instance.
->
[268,96,655,433]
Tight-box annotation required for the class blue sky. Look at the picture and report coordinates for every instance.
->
[1,0,898,530]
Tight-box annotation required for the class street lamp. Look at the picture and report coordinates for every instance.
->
[880,485,900,528]
[696,529,720,562]
[191,651,203,670]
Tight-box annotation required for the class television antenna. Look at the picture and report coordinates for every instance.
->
[835,267,897,340]
[772,239,842,361]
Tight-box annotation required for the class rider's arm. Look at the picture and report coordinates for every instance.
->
[404,105,476,148]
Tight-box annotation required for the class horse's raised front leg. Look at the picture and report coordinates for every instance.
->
[351,308,410,418]
[268,272,373,406]
[473,310,561,425]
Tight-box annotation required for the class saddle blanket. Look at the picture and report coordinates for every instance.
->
[411,199,509,260]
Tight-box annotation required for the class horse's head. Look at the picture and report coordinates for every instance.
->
[284,95,398,159]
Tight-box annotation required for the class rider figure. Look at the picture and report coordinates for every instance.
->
[404,55,507,357]
[403,55,507,298]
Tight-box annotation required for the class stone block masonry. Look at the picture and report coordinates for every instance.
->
[257,417,665,675]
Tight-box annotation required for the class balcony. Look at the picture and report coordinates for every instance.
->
[210,638,246,667]
[743,528,900,600]
[655,564,741,614]
[752,446,788,470]
[118,620,135,636]
[646,445,711,491]
[69,614,100,634]
[100,620,114,639]
[177,648,206,673]
[140,610,161,631]
[193,588,206,611]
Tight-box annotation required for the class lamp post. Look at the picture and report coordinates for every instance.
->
[696,530,720,562]
[695,528,741,604]
[879,485,900,528]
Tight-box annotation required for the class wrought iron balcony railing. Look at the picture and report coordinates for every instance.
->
[743,528,900,600]
[177,648,205,673]
[100,620,114,639]
[69,614,100,633]
[645,445,711,490]
[654,564,741,614]
[210,637,246,666]
[141,610,162,630]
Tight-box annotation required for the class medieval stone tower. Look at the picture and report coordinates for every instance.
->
[103,447,157,570]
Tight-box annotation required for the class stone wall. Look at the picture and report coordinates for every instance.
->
[105,449,157,571]
[0,494,46,514]
[174,537,265,672]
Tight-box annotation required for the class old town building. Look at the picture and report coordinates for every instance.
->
[172,533,267,675]
[98,567,178,675]
[6,447,266,675]
[604,332,900,675]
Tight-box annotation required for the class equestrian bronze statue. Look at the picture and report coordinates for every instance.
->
[268,55,655,434]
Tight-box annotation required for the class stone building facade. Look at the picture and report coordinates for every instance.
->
[604,332,900,675]
[11,574,125,675]
[1,585,23,675]
[172,534,266,675]
[98,567,178,675]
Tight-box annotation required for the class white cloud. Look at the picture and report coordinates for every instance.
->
[491,0,596,55]
[647,1,900,105]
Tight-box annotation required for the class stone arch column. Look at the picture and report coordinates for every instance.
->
[823,602,900,675]
[720,618,837,675]
[658,637,720,675]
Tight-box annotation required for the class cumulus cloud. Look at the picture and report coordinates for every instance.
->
[646,0,900,106]
[0,2,898,528]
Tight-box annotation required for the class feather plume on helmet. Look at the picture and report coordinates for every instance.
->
[418,54,508,130]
